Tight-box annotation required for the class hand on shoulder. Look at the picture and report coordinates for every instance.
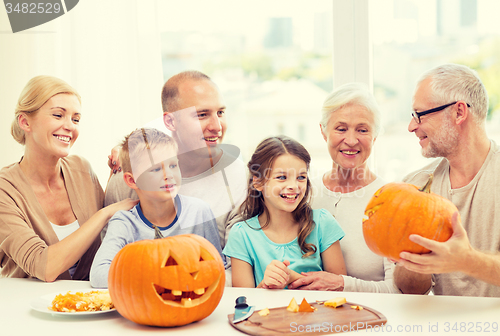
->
[103,198,139,220]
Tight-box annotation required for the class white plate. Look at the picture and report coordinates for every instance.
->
[30,289,117,316]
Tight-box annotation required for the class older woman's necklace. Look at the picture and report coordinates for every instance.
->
[332,192,342,218]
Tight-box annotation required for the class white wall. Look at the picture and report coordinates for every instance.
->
[0,0,164,187]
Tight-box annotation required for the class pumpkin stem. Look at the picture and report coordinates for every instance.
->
[418,174,434,193]
[153,225,164,239]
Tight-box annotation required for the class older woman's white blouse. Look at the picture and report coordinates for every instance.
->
[311,175,399,293]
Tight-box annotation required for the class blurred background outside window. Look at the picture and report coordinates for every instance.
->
[157,0,500,183]
[371,0,500,181]
[158,0,334,180]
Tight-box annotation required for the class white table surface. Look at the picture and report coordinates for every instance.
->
[1,278,499,336]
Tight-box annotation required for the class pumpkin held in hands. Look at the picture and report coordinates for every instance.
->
[108,234,225,327]
[362,175,457,261]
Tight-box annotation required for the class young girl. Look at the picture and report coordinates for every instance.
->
[223,136,346,288]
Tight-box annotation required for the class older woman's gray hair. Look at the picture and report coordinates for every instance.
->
[320,82,381,137]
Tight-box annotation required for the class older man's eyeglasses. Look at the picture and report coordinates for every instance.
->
[411,101,470,124]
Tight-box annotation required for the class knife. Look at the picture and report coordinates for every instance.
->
[233,296,255,323]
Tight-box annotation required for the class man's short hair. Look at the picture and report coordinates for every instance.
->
[417,63,489,125]
[161,70,212,112]
[120,127,177,174]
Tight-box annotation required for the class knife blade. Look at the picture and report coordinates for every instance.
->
[233,296,255,323]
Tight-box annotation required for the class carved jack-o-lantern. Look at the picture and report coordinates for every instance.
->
[108,234,225,327]
[363,175,456,261]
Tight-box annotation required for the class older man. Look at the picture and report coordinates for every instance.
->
[394,63,500,297]
[105,71,247,250]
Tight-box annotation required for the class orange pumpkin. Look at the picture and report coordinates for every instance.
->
[362,175,457,261]
[108,234,225,327]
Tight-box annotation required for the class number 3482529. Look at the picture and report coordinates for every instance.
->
[444,322,498,333]
[5,3,62,14]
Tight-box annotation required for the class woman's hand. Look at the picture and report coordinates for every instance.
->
[288,271,344,291]
[107,145,121,174]
[102,198,139,221]
[261,260,291,289]
[288,241,346,290]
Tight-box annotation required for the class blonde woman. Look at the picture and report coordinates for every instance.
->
[0,75,137,281]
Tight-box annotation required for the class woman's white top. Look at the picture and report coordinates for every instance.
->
[311,175,399,293]
[50,220,80,277]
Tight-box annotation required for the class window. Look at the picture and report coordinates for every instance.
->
[157,0,500,182]
[371,0,500,181]
[158,0,333,177]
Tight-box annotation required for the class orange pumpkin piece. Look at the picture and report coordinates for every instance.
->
[108,234,225,327]
[324,297,346,308]
[298,298,315,312]
[286,298,299,312]
[363,174,457,261]
[258,308,270,316]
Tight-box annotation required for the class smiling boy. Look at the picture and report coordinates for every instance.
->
[90,128,224,288]
[104,71,247,250]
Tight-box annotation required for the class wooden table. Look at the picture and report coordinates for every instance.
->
[1,278,499,335]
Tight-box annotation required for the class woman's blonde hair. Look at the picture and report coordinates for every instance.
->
[11,75,81,145]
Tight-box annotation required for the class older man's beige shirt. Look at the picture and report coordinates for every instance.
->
[403,140,500,297]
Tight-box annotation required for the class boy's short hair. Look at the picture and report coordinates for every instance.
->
[120,128,177,175]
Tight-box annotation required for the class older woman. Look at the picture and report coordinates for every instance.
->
[0,75,137,282]
[288,83,398,293]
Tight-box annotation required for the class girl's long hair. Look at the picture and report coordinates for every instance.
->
[241,135,317,258]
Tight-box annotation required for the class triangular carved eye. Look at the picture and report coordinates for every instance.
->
[199,247,214,262]
[165,256,178,266]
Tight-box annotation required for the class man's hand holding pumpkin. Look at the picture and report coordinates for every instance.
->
[398,212,473,274]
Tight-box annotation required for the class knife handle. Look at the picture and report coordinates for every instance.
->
[235,296,249,308]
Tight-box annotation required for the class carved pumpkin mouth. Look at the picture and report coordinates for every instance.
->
[152,274,222,307]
